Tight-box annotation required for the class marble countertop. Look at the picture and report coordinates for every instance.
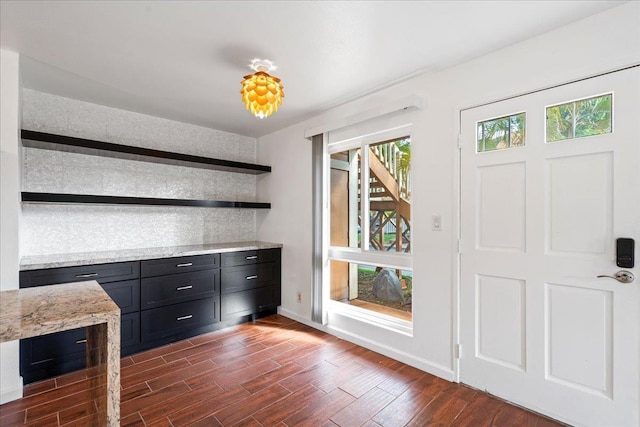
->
[0,281,120,342]
[20,241,283,271]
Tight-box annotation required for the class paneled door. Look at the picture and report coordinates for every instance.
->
[459,66,638,426]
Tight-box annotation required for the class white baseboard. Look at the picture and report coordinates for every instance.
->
[278,307,455,382]
[0,376,23,405]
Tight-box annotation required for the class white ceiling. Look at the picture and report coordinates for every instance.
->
[0,1,624,138]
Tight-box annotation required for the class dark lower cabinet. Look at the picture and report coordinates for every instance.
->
[141,269,219,310]
[221,263,275,294]
[139,254,221,347]
[19,262,142,384]
[220,249,281,321]
[99,279,140,314]
[121,312,141,348]
[19,261,139,288]
[141,253,219,278]
[141,297,219,342]
[222,286,277,319]
[19,247,280,384]
[20,329,86,384]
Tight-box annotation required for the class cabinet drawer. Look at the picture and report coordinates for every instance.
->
[141,270,219,309]
[141,254,219,278]
[221,263,275,294]
[141,297,219,342]
[22,328,86,365]
[101,279,140,314]
[221,286,276,320]
[221,249,278,267]
[20,312,140,384]
[20,261,140,288]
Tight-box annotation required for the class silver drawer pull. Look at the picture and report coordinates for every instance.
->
[176,262,193,268]
[176,285,193,291]
[246,275,258,280]
[176,315,193,321]
[245,256,258,260]
[75,339,87,344]
[75,273,98,278]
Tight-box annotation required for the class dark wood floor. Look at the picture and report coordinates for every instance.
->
[0,314,563,427]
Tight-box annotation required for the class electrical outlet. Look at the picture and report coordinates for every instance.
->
[296,292,302,303]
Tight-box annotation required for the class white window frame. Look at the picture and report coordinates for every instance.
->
[326,124,414,334]
[543,91,614,143]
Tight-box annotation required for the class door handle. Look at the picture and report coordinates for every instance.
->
[597,270,635,283]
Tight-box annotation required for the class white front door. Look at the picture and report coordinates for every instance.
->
[460,66,639,426]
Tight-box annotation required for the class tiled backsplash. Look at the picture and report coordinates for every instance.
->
[21,89,258,256]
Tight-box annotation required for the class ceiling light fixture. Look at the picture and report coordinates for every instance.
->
[240,59,285,119]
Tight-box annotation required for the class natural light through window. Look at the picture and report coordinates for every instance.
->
[328,131,413,324]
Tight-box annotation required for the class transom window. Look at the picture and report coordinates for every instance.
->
[476,112,526,153]
[546,93,612,142]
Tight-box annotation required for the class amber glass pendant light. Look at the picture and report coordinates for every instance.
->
[240,59,285,119]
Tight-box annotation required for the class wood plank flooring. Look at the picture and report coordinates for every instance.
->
[0,315,563,427]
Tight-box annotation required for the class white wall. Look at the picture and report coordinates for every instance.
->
[21,90,259,256]
[257,2,640,379]
[0,49,23,403]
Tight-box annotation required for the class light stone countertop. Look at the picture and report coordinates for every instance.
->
[0,281,121,426]
[0,281,120,341]
[20,241,283,271]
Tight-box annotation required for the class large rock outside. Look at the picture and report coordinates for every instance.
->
[372,269,405,304]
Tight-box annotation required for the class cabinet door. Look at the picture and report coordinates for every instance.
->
[121,312,141,350]
[141,297,219,343]
[141,254,219,278]
[100,279,140,314]
[20,261,139,287]
[141,270,219,309]
[221,286,276,320]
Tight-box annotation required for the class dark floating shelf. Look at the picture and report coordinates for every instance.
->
[22,192,271,209]
[21,129,271,175]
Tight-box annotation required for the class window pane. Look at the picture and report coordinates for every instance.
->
[477,113,526,152]
[546,103,574,142]
[330,150,359,248]
[575,94,612,138]
[367,138,411,253]
[546,94,612,142]
[330,261,412,320]
[510,113,526,147]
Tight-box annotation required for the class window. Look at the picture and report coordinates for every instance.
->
[328,128,413,325]
[330,261,412,322]
[477,112,526,152]
[546,93,612,142]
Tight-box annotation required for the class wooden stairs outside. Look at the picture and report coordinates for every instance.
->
[362,145,411,253]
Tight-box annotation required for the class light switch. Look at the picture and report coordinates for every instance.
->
[432,214,442,231]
